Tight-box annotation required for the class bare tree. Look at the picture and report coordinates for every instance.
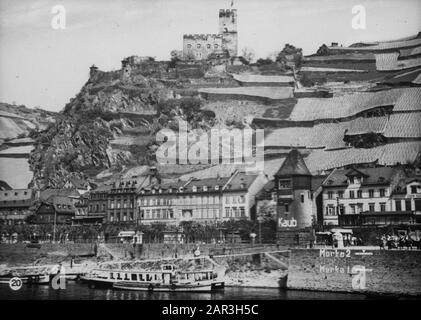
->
[241,47,255,64]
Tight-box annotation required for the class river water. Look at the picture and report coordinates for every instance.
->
[0,282,367,300]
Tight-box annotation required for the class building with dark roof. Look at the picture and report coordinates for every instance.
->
[0,188,34,224]
[107,174,159,223]
[136,171,268,225]
[321,166,406,226]
[274,149,316,230]
[34,194,77,224]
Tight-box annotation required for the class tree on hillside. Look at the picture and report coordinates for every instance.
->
[276,44,303,69]
[241,47,255,64]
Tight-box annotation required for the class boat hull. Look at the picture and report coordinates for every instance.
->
[113,281,214,292]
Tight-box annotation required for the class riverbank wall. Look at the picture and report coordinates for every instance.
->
[287,248,421,296]
[0,243,96,267]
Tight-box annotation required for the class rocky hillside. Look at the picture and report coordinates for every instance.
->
[28,60,218,189]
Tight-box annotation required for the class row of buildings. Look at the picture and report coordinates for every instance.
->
[0,150,420,230]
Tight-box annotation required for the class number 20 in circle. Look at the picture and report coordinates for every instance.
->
[9,277,23,291]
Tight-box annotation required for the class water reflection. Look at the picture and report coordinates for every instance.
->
[0,282,367,300]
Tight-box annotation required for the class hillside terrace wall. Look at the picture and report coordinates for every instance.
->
[287,248,421,296]
[104,243,281,260]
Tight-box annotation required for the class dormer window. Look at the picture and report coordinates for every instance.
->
[192,186,197,192]
[215,185,219,191]
[240,183,245,189]
[152,189,156,194]
[203,186,208,192]
[169,188,173,193]
[197,44,201,49]
[179,187,184,192]
[159,189,162,193]
[378,177,385,183]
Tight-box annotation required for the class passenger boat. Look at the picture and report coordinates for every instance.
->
[81,264,224,292]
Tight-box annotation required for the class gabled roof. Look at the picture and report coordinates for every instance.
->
[344,167,369,178]
[224,172,258,191]
[322,167,399,187]
[275,149,311,177]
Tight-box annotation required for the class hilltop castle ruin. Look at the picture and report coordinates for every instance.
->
[182,8,238,60]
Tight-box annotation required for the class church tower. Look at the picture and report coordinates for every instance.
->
[219,9,238,57]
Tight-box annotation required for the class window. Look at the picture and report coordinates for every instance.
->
[187,44,192,48]
[214,44,219,49]
[278,179,291,189]
[395,200,401,211]
[207,44,211,49]
[14,192,18,196]
[326,206,335,216]
[300,194,305,203]
[197,44,201,48]
[411,186,417,194]
[339,205,345,215]
[225,208,230,217]
[379,189,386,197]
[357,190,362,198]
[349,191,355,199]
[369,189,374,198]
[369,203,375,212]
[405,199,411,211]
[380,203,386,212]
[284,205,289,213]
[328,191,333,200]
[338,191,344,199]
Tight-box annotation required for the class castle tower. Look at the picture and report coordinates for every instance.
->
[219,9,238,57]
[274,149,313,230]
[89,64,98,78]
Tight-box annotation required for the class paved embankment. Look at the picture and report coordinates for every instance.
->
[287,248,421,296]
[0,243,96,267]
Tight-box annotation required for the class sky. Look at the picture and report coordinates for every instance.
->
[0,0,420,111]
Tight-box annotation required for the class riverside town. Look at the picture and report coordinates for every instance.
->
[0,0,420,304]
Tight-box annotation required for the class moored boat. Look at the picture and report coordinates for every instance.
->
[81,264,224,292]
